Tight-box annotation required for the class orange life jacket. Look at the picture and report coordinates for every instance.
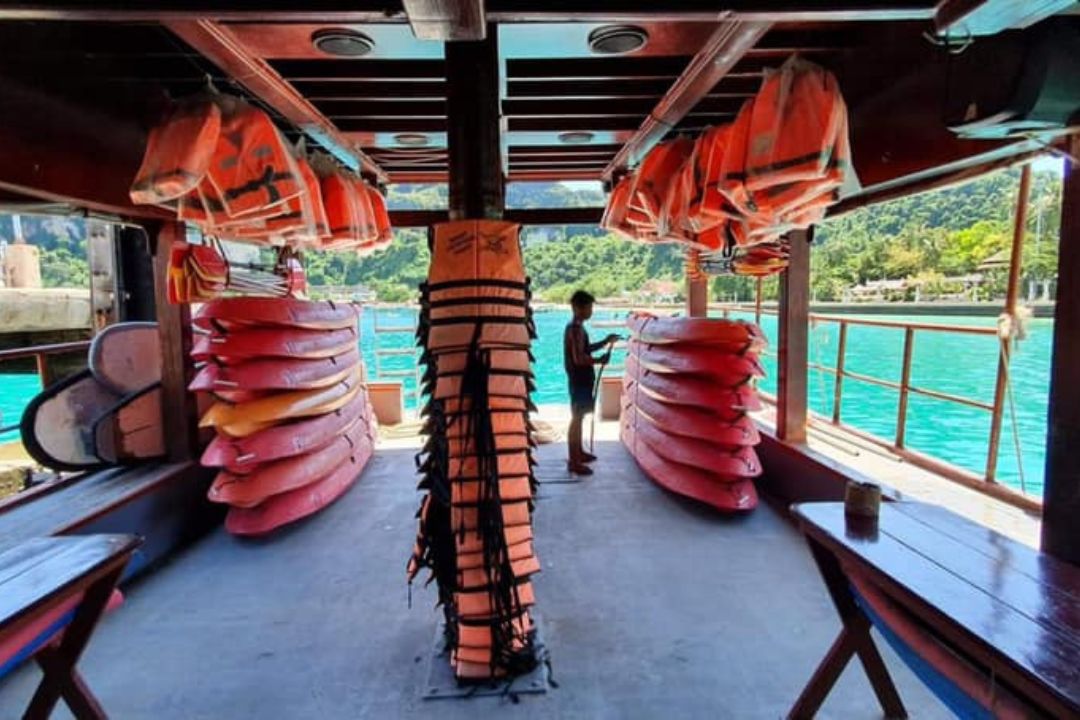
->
[130,97,221,205]
[600,175,637,240]
[318,170,364,249]
[203,99,303,220]
[685,125,741,232]
[630,137,694,227]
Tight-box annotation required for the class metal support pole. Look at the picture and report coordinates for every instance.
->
[755,277,764,326]
[778,228,811,443]
[895,327,915,449]
[986,164,1031,481]
[832,321,847,424]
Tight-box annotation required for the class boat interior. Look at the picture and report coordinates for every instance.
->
[0,2,1079,718]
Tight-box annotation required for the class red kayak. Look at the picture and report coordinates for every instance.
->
[192,326,358,362]
[626,355,762,413]
[200,389,369,469]
[190,349,360,392]
[225,441,372,536]
[628,339,763,386]
[623,407,761,479]
[194,297,360,331]
[621,389,759,446]
[210,417,373,508]
[621,421,757,512]
[627,311,766,351]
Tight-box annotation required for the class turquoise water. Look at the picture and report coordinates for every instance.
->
[2,307,1050,497]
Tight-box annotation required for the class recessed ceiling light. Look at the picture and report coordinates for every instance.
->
[394,133,430,147]
[558,131,595,145]
[312,29,375,58]
[588,25,649,55]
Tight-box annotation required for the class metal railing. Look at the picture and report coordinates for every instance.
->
[371,307,422,417]
[718,304,1035,505]
[0,340,91,434]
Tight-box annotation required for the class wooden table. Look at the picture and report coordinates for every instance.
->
[789,501,1080,719]
[1,534,141,719]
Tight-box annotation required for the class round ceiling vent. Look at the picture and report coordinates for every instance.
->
[312,29,375,58]
[393,133,430,147]
[558,131,595,145]
[588,25,649,55]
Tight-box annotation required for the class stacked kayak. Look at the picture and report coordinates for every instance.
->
[192,297,376,536]
[21,322,166,470]
[621,312,765,512]
[407,220,541,683]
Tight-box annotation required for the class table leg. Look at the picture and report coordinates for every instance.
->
[788,536,907,720]
[23,562,126,720]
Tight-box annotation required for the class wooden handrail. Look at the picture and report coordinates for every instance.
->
[0,341,90,362]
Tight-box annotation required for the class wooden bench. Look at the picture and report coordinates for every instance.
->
[1,534,140,719]
[789,501,1080,719]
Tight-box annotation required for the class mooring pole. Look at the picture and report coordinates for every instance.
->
[985,164,1030,482]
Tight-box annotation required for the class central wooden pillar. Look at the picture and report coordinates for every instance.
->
[445,24,503,220]
[150,221,199,462]
[687,275,709,317]
[777,228,811,443]
[1042,135,1080,566]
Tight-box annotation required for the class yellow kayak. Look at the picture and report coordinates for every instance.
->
[199,366,364,437]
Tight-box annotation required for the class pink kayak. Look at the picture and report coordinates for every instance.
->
[190,348,360,392]
[225,442,373,536]
[194,297,360,331]
[622,406,762,479]
[626,311,766,351]
[621,420,758,512]
[621,389,760,446]
[625,355,761,413]
[209,417,374,508]
[191,326,358,362]
[200,386,371,469]
[628,339,763,386]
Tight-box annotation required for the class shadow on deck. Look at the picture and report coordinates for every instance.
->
[0,440,950,719]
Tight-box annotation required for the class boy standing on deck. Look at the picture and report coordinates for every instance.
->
[564,290,618,475]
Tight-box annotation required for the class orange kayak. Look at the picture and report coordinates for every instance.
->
[621,420,758,512]
[626,311,766,351]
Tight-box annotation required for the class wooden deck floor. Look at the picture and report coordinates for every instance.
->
[0,432,949,719]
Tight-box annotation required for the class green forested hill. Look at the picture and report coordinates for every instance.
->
[0,167,1061,302]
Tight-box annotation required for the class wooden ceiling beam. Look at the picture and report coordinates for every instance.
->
[503,96,744,118]
[292,80,447,100]
[271,59,446,81]
[507,78,761,99]
[934,0,1076,37]
[402,0,486,41]
[602,20,771,181]
[0,2,934,22]
[166,20,387,182]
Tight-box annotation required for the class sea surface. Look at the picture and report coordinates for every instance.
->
[1,307,1051,497]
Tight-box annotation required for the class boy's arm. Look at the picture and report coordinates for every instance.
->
[568,326,594,368]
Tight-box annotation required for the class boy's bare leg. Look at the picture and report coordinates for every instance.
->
[567,411,583,464]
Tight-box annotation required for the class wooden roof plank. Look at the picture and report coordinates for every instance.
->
[603,19,771,181]
[166,19,387,182]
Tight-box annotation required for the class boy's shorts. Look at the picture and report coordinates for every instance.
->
[569,382,594,415]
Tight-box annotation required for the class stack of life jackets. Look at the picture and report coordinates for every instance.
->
[602,56,856,277]
[129,93,393,254]
[191,297,376,536]
[166,240,307,303]
[407,221,542,682]
[620,311,766,512]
